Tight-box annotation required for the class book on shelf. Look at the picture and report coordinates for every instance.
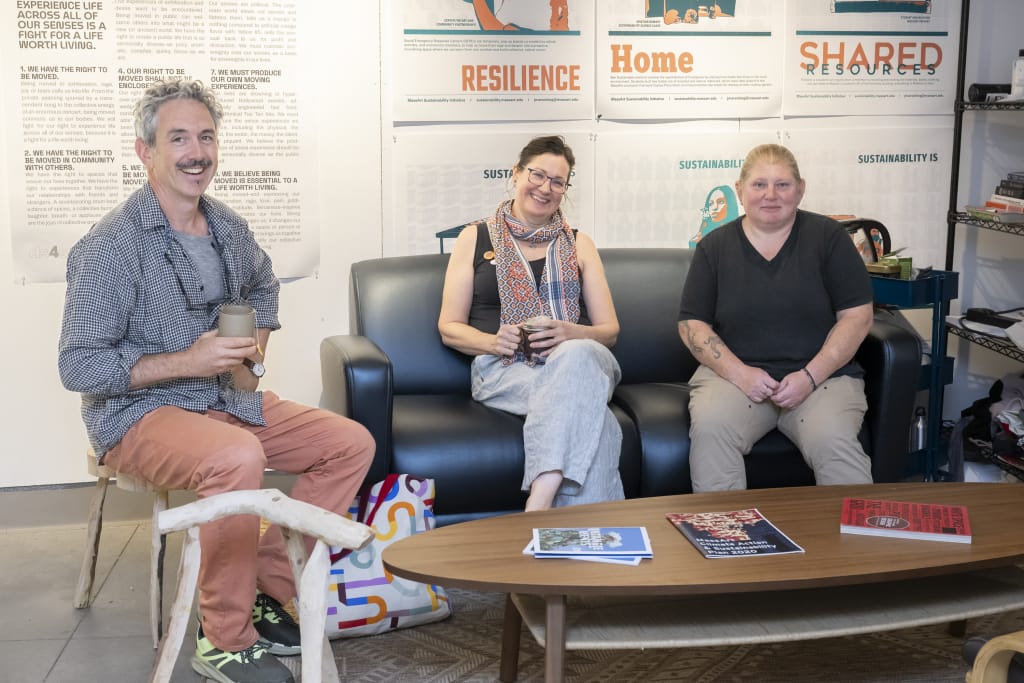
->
[665,508,804,558]
[530,526,653,560]
[965,205,1024,224]
[985,195,1024,213]
[839,498,972,544]
[996,183,1024,199]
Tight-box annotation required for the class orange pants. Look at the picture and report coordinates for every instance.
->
[103,391,374,652]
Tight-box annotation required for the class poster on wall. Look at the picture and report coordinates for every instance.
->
[594,127,769,248]
[785,123,953,269]
[3,0,320,284]
[596,1,783,120]
[388,0,594,122]
[784,0,960,116]
[387,128,594,256]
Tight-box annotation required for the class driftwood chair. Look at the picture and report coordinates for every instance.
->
[74,451,174,649]
[72,450,373,682]
[151,489,373,683]
[966,631,1024,683]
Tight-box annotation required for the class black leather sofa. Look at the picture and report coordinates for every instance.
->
[320,248,922,526]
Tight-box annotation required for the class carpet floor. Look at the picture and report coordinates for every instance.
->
[317,587,1024,682]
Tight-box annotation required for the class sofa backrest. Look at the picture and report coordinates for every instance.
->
[600,248,698,384]
[350,254,472,395]
[349,247,699,395]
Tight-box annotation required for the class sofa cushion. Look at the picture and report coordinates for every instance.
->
[600,248,698,385]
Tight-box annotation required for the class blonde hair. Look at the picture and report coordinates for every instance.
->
[738,144,802,185]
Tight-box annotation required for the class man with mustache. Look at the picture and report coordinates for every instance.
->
[57,79,374,683]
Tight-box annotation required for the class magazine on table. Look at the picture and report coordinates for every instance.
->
[839,497,972,544]
[665,508,805,558]
[521,540,643,566]
[527,526,653,563]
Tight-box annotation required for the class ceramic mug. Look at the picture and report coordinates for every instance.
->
[218,304,256,339]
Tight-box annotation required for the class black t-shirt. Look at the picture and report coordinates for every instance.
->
[468,222,590,334]
[678,210,873,381]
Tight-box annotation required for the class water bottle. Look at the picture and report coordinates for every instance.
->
[911,407,926,452]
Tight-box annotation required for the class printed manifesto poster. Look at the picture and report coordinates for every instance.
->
[784,0,960,115]
[594,127,765,248]
[785,123,953,269]
[387,128,594,256]
[593,122,951,268]
[389,0,594,122]
[4,0,320,284]
[597,1,783,120]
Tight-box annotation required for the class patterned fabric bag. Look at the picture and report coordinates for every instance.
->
[325,474,451,638]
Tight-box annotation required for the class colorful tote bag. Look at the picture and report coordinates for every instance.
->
[325,474,451,638]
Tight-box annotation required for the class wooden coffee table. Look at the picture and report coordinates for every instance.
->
[383,483,1024,683]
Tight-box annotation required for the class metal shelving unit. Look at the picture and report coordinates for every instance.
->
[946,326,1024,364]
[943,0,1023,368]
[948,212,1024,238]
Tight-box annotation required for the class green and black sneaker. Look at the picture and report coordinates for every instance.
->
[191,624,294,683]
[252,592,302,656]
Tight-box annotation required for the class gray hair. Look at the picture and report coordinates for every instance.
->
[134,79,223,147]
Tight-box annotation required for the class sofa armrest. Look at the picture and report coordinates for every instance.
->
[320,334,393,484]
[856,319,922,483]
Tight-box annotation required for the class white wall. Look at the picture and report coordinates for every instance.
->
[2,1,1021,488]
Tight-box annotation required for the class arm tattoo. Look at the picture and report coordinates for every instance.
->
[681,321,703,357]
[706,334,724,360]
[681,321,723,360]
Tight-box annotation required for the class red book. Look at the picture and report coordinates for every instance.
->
[839,498,971,544]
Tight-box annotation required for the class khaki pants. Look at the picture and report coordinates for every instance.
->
[687,365,872,492]
[103,391,374,652]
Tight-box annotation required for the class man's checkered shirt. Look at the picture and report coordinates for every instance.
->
[57,184,281,459]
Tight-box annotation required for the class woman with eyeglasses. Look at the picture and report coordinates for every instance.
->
[438,135,623,511]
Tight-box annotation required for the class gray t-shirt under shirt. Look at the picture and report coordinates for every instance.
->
[173,231,225,304]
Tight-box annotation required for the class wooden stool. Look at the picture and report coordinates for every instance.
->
[74,450,172,649]
[151,489,372,683]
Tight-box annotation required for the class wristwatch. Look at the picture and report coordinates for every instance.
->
[242,358,265,378]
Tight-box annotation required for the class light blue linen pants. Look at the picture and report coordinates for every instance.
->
[688,365,873,492]
[471,339,625,507]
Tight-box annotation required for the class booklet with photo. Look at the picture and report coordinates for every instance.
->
[530,526,653,560]
[521,540,643,566]
[666,508,805,558]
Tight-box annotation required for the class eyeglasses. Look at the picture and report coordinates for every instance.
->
[525,167,570,194]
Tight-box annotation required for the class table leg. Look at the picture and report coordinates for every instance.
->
[499,594,522,683]
[544,594,567,683]
[948,619,967,638]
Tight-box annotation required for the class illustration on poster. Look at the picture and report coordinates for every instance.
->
[465,0,571,32]
[646,2,737,25]
[689,185,739,248]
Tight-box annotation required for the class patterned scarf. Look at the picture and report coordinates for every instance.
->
[487,199,580,365]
